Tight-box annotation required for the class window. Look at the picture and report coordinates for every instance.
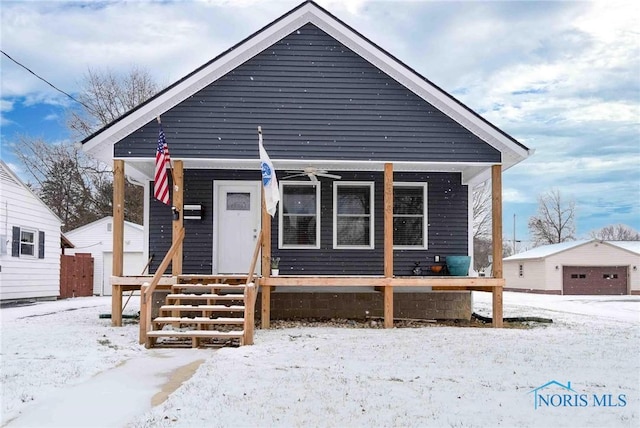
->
[603,274,618,280]
[393,183,428,249]
[519,264,524,277]
[279,182,320,248]
[20,229,36,256]
[333,182,374,249]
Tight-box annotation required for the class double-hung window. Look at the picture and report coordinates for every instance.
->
[20,229,36,257]
[333,182,374,249]
[279,182,320,249]
[393,183,428,249]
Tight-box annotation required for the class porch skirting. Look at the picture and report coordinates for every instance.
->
[256,289,472,321]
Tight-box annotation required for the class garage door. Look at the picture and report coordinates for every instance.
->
[563,266,628,295]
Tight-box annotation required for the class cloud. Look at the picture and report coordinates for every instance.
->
[0,0,638,237]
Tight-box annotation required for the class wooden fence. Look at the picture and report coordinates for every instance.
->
[60,253,94,299]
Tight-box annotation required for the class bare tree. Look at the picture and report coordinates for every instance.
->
[528,189,576,246]
[11,136,107,231]
[12,66,159,230]
[590,224,640,241]
[472,183,492,239]
[67,66,159,139]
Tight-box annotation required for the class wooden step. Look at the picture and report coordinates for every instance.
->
[147,329,244,348]
[153,316,244,325]
[172,284,247,293]
[148,330,243,338]
[166,293,244,301]
[159,304,245,312]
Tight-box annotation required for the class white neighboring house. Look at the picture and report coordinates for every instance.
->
[504,240,640,295]
[64,216,145,296]
[0,161,63,302]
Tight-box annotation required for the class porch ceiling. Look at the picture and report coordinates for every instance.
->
[122,157,494,184]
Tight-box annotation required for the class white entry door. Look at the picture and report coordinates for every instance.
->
[214,181,261,274]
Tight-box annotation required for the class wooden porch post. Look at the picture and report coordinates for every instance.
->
[491,164,504,328]
[261,189,272,329]
[112,160,125,327]
[172,160,184,275]
[383,163,394,328]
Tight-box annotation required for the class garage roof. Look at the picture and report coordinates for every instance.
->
[505,240,640,261]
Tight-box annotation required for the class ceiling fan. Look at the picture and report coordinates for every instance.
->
[282,167,341,182]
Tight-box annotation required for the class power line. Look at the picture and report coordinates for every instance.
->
[1,49,93,111]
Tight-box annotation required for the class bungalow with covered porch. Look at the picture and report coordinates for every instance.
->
[81,0,531,348]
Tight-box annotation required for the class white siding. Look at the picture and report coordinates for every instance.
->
[0,164,62,301]
[64,217,145,295]
[504,259,549,291]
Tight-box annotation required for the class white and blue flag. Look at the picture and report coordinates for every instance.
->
[258,127,280,216]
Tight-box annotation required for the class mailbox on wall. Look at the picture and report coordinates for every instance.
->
[183,204,203,220]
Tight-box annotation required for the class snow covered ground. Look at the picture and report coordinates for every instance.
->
[1,292,638,428]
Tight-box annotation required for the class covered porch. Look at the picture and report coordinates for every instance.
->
[110,160,505,337]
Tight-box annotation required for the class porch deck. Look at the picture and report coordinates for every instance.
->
[110,274,503,328]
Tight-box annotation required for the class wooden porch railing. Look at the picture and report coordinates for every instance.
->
[243,231,263,345]
[139,227,185,344]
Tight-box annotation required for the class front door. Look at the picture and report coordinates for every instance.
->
[214,181,261,274]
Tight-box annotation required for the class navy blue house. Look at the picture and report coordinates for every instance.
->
[83,1,531,329]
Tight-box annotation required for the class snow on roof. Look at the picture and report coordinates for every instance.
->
[505,239,640,261]
[505,241,588,261]
[608,240,640,255]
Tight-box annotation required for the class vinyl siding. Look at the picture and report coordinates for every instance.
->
[149,170,467,275]
[0,165,62,301]
[116,24,499,164]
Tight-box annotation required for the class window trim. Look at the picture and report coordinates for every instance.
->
[393,182,428,250]
[333,181,375,250]
[19,227,37,258]
[278,181,321,249]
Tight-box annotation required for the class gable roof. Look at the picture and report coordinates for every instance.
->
[505,239,640,261]
[64,216,143,237]
[82,0,530,182]
[0,160,63,223]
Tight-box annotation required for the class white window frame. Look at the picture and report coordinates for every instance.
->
[278,181,321,249]
[393,182,428,250]
[333,181,375,249]
[19,228,37,258]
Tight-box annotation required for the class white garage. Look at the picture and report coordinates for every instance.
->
[504,240,640,295]
[65,217,146,295]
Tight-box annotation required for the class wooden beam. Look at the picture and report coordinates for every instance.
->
[384,163,394,278]
[172,160,184,275]
[244,283,256,345]
[261,285,271,329]
[112,159,125,327]
[492,286,504,328]
[261,187,271,278]
[384,284,393,328]
[491,165,503,279]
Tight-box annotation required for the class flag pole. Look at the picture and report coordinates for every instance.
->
[157,115,176,185]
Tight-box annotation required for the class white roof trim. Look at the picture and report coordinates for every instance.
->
[83,1,530,171]
[0,160,63,223]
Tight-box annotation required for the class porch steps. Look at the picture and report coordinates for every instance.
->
[146,275,251,349]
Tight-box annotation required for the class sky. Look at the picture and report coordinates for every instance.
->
[1,0,639,245]
[1,293,639,427]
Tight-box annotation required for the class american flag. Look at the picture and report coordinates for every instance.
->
[154,126,171,205]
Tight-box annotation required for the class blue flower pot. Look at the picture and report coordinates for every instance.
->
[446,256,471,276]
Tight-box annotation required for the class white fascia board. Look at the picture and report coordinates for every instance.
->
[307,10,530,168]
